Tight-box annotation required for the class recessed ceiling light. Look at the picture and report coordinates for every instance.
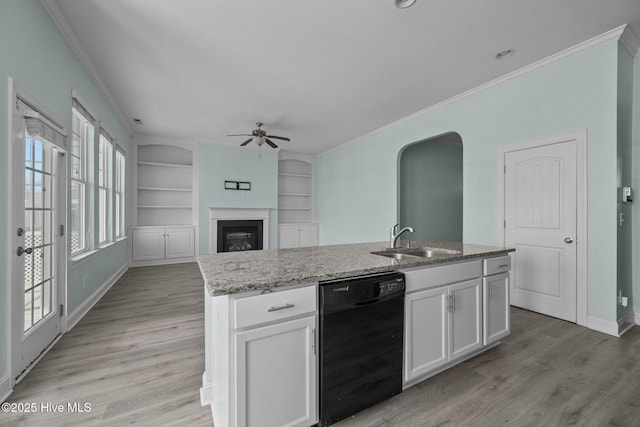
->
[395,0,416,9]
[133,118,144,125]
[495,49,515,60]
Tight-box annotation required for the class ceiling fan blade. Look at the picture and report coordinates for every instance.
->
[227,134,252,137]
[266,135,290,141]
[240,138,253,146]
[265,138,278,149]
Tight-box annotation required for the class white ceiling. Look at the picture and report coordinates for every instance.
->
[46,0,640,155]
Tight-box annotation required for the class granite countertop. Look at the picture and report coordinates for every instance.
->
[197,239,514,297]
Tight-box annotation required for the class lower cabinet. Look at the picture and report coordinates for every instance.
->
[404,278,482,385]
[131,226,195,262]
[278,224,318,249]
[235,316,317,427]
[210,285,318,427]
[483,272,510,345]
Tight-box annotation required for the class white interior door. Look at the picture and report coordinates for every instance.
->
[12,108,66,380]
[505,140,577,322]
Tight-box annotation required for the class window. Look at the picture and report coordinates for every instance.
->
[70,105,94,254]
[98,130,113,245]
[115,148,126,238]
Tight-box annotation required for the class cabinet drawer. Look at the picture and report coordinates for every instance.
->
[234,285,317,329]
[403,260,482,293]
[483,255,511,276]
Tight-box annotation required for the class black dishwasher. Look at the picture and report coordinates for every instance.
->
[319,272,405,427]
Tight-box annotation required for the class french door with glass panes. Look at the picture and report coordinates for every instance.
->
[12,106,66,380]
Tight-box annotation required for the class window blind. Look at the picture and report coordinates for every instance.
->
[17,97,66,147]
[71,97,96,123]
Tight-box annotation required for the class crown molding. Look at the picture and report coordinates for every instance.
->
[319,24,627,158]
[620,25,640,56]
[40,0,133,136]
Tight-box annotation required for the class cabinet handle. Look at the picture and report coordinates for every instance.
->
[312,328,316,355]
[498,264,508,268]
[267,303,295,312]
[452,293,455,311]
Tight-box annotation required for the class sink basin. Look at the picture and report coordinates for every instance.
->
[371,246,461,260]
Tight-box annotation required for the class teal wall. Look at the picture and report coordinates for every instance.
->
[0,1,131,384]
[197,144,278,253]
[317,43,619,321]
[616,43,634,321]
[399,135,463,241]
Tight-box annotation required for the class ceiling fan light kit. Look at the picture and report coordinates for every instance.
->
[395,0,416,9]
[226,122,291,149]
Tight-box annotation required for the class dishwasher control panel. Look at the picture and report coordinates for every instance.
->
[378,276,405,297]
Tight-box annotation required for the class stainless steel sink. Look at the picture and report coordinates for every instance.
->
[371,246,461,260]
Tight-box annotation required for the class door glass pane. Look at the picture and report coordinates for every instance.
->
[44,173,52,209]
[42,280,52,318]
[33,285,43,325]
[24,251,33,291]
[25,136,33,169]
[33,171,44,209]
[33,247,43,285]
[70,181,83,253]
[41,246,52,283]
[33,210,43,248]
[42,210,52,245]
[33,139,43,171]
[24,289,33,331]
[24,209,33,247]
[25,170,33,209]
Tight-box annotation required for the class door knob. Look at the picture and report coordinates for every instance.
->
[564,237,574,244]
[17,247,33,256]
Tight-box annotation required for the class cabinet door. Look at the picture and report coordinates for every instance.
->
[449,279,483,360]
[235,316,317,427]
[132,228,165,261]
[297,224,318,248]
[279,225,300,249]
[483,273,510,345]
[404,287,448,385]
[165,227,195,259]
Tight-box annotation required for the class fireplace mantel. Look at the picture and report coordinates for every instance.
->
[209,208,270,253]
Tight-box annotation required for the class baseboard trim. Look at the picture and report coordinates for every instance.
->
[129,257,196,268]
[200,371,213,407]
[618,311,636,336]
[587,315,620,337]
[67,264,128,330]
[0,375,12,403]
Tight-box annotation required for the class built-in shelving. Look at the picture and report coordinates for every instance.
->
[278,156,313,224]
[136,144,194,226]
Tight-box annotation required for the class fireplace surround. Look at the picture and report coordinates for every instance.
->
[209,208,270,253]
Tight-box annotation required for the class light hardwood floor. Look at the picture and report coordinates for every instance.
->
[3,263,212,426]
[4,262,640,426]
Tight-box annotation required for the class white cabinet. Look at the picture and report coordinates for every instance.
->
[210,286,318,427]
[235,316,317,427]
[131,226,195,262]
[278,224,318,249]
[404,277,482,385]
[483,272,510,345]
[449,279,483,359]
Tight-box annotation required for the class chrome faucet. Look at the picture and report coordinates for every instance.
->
[390,223,415,248]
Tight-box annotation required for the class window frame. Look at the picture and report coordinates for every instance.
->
[98,131,113,245]
[115,149,126,239]
[70,107,93,255]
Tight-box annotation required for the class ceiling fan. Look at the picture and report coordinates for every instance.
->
[227,122,290,148]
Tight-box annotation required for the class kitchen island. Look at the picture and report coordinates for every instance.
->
[198,240,514,427]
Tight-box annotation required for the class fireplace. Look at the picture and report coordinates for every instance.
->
[209,208,270,254]
[217,220,263,252]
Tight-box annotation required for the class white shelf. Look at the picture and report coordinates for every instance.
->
[138,187,192,192]
[138,205,193,209]
[278,193,311,197]
[278,173,311,178]
[137,161,192,168]
[279,208,312,211]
